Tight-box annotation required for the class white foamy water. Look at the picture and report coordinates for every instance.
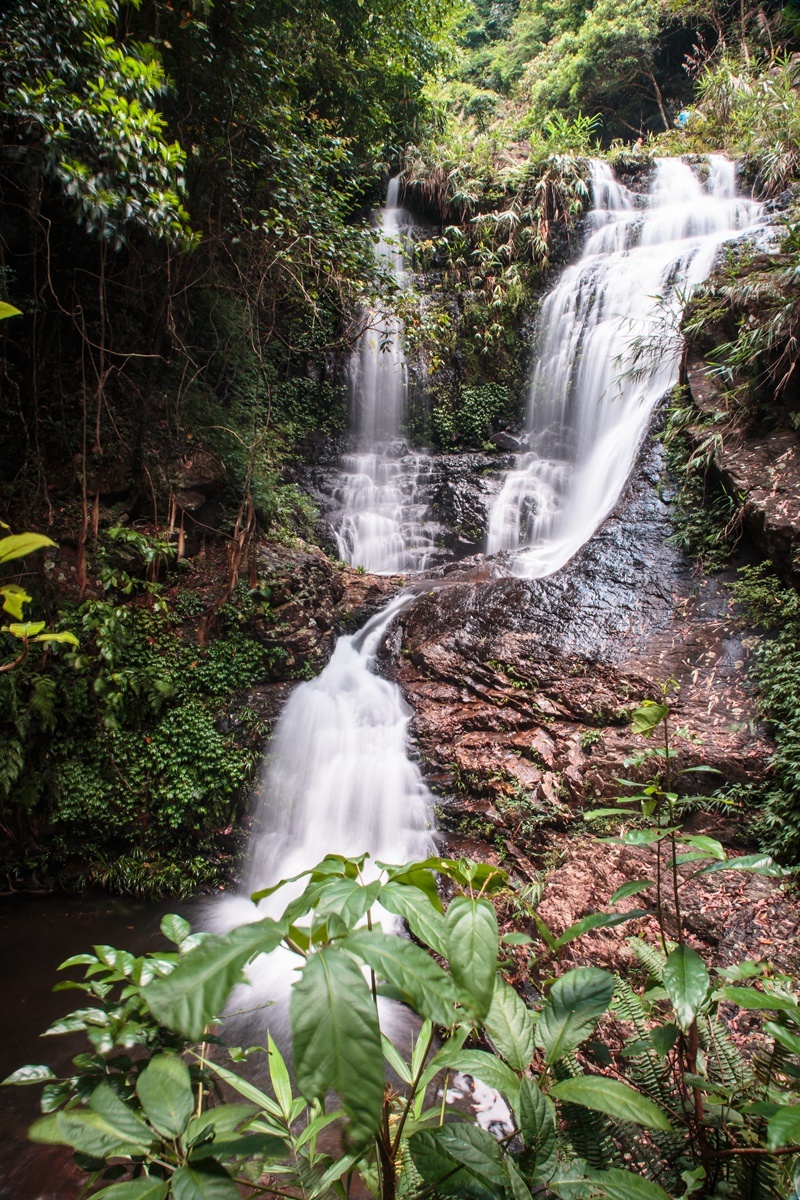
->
[487,155,761,577]
[333,180,438,573]
[214,593,432,926]
[211,591,434,1037]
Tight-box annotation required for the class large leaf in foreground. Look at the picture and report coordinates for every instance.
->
[536,968,614,1064]
[136,1053,194,1138]
[663,945,709,1032]
[484,977,536,1072]
[291,947,383,1147]
[410,1124,507,1197]
[345,929,460,1026]
[549,1076,672,1131]
[445,896,498,1019]
[143,917,285,1039]
[517,1077,557,1183]
[586,1166,672,1200]
[0,532,56,564]
[171,1163,241,1200]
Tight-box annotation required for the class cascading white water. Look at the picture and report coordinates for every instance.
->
[212,591,434,1035]
[244,591,433,897]
[487,155,761,577]
[333,180,438,573]
[216,591,433,929]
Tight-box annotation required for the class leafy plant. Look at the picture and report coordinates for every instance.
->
[8,803,800,1200]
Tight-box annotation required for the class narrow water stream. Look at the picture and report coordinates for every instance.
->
[328,180,441,572]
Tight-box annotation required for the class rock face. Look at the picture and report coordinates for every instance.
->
[686,356,800,570]
[377,442,770,844]
[250,540,401,676]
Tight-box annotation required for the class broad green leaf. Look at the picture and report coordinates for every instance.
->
[484,976,536,1071]
[663,946,709,1031]
[445,896,498,1019]
[161,914,192,946]
[136,1053,194,1138]
[30,1102,152,1159]
[143,917,285,1039]
[0,302,22,321]
[609,880,653,905]
[517,1076,557,1182]
[171,1163,241,1200]
[715,986,800,1017]
[586,1166,672,1200]
[554,909,649,948]
[765,1021,800,1055]
[186,1104,257,1144]
[630,702,669,737]
[549,1076,673,1131]
[766,1104,800,1149]
[268,1034,293,1119]
[34,631,79,645]
[536,968,614,1064]
[699,854,785,878]
[291,946,383,1147]
[345,929,460,1027]
[190,1131,286,1161]
[410,1124,507,1195]
[679,834,726,861]
[506,1159,534,1200]
[650,1024,679,1056]
[94,1181,169,1200]
[436,1048,521,1106]
[311,877,381,927]
[382,1033,413,1085]
[0,583,31,620]
[5,620,45,638]
[380,881,447,955]
[89,1084,154,1144]
[2,1064,56,1085]
[0,533,56,564]
[584,808,641,821]
[396,856,508,893]
[380,863,443,909]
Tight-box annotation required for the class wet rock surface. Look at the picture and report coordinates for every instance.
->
[377,441,770,849]
[250,539,402,674]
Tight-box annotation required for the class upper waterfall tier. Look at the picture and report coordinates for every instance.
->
[332,180,439,574]
[487,156,761,578]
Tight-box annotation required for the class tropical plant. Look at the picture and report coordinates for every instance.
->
[7,738,800,1200]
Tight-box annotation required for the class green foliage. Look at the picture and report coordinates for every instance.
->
[0,583,284,890]
[662,388,742,571]
[434,383,515,446]
[728,563,800,862]
[1,525,78,669]
[2,0,192,244]
[8,840,800,1199]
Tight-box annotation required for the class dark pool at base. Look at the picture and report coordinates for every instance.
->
[0,894,182,1200]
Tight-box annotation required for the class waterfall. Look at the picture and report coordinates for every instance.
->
[332,181,439,574]
[215,591,433,930]
[486,155,761,577]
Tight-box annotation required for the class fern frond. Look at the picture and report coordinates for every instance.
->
[627,936,667,983]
